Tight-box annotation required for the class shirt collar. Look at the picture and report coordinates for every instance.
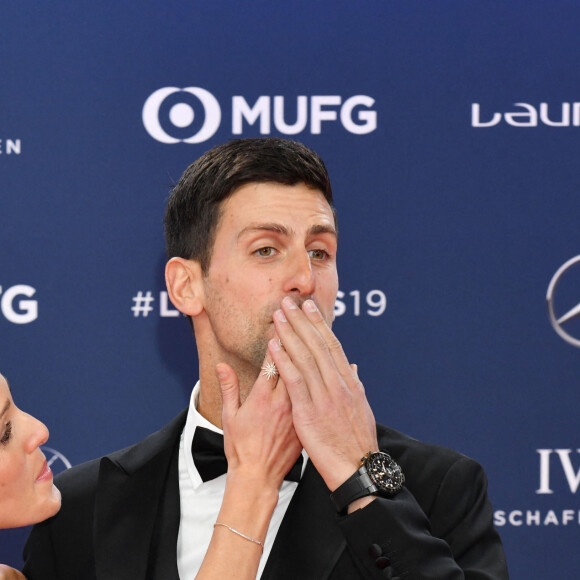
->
[182,381,223,489]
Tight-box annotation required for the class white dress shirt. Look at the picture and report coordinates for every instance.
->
[176,381,307,579]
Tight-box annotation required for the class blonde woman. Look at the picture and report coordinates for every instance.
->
[0,372,61,579]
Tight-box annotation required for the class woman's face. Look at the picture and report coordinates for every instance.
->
[0,374,61,528]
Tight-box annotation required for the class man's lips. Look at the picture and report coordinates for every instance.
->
[36,459,53,483]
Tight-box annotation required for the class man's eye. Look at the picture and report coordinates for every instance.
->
[309,249,329,260]
[256,247,275,257]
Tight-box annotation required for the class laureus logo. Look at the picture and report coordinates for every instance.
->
[546,255,580,348]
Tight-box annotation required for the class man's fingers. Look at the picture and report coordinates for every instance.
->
[300,299,359,385]
[216,363,240,419]
[272,308,326,393]
[301,299,349,360]
[277,297,352,387]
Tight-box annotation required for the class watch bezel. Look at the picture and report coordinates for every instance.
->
[362,451,405,495]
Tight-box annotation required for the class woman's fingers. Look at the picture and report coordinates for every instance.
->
[216,363,240,423]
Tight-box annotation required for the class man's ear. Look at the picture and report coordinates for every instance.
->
[165,257,205,317]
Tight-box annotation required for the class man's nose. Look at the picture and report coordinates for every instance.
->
[283,251,316,297]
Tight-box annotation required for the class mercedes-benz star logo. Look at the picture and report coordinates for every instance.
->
[546,255,580,348]
[41,446,72,476]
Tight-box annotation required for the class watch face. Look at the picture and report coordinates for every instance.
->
[365,451,405,495]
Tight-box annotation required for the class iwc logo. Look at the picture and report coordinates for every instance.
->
[41,446,72,476]
[546,255,580,348]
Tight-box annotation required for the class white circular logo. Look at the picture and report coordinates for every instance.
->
[546,255,580,348]
[41,446,72,475]
[142,87,221,144]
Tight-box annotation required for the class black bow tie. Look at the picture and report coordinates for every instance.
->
[191,426,303,483]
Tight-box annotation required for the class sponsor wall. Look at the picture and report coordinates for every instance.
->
[1,2,579,577]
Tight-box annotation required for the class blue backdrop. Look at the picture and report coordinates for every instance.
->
[1,2,579,578]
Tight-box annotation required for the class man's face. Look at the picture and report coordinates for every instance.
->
[201,181,338,375]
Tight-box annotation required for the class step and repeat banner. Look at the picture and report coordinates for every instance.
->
[1,2,579,578]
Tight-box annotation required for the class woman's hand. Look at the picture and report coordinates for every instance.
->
[195,357,303,579]
[217,356,302,491]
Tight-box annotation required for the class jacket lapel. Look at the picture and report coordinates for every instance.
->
[146,443,181,580]
[262,461,347,580]
[93,409,187,580]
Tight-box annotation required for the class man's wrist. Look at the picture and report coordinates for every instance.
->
[346,494,376,514]
[329,451,405,514]
[330,466,378,514]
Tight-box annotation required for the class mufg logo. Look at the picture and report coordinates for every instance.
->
[142,87,377,143]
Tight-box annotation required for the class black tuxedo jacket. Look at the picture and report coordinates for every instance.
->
[23,409,508,579]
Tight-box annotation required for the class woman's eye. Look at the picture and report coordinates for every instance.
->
[1,421,12,445]
[256,247,275,257]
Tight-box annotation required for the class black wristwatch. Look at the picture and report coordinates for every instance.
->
[330,451,405,514]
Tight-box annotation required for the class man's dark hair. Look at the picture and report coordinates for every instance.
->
[164,137,335,274]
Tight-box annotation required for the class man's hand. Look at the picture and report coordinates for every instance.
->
[268,296,378,492]
[0,565,26,580]
[217,355,302,489]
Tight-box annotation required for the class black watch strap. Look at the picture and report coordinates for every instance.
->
[330,466,378,514]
